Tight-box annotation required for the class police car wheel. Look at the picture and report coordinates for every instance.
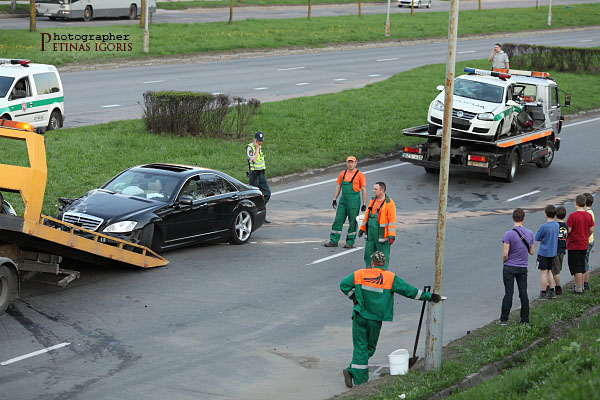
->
[230,209,253,245]
[493,121,503,142]
[129,4,137,20]
[48,111,62,131]
[0,265,16,315]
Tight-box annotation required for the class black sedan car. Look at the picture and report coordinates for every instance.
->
[58,164,266,252]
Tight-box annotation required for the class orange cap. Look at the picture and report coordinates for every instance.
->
[346,156,357,162]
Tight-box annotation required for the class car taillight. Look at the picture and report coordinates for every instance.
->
[468,155,488,162]
[403,146,421,154]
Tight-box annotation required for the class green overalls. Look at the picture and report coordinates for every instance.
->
[329,170,361,246]
[363,202,391,268]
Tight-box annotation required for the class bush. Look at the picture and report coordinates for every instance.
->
[142,91,260,138]
[503,44,600,75]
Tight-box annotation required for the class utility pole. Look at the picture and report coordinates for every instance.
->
[478,0,481,11]
[29,0,36,32]
[424,0,459,371]
[229,0,234,24]
[308,0,311,20]
[547,0,552,26]
[139,0,146,28]
[143,0,149,53]
[385,0,391,37]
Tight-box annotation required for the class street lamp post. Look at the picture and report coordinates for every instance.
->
[385,0,391,37]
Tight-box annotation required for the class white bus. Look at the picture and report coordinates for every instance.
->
[35,0,157,22]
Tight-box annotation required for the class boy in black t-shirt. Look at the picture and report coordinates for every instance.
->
[552,206,568,295]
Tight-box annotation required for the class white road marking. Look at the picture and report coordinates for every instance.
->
[101,104,120,108]
[458,50,476,54]
[272,163,409,196]
[505,190,541,202]
[296,82,310,86]
[1,343,70,366]
[368,74,381,77]
[254,87,268,90]
[308,247,363,265]
[563,116,600,128]
[142,80,165,84]
[212,92,223,95]
[249,240,324,245]
[376,58,399,62]
[277,66,306,71]
[334,78,347,81]
[579,39,593,42]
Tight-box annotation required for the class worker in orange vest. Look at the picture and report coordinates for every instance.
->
[358,182,396,268]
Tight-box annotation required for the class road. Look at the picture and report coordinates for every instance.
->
[58,28,600,127]
[1,0,597,28]
[1,115,599,400]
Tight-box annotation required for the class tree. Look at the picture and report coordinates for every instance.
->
[229,0,234,24]
[308,0,312,20]
[358,0,362,18]
[29,0,36,32]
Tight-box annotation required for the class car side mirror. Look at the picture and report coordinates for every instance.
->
[564,93,571,107]
[436,85,444,92]
[178,198,193,207]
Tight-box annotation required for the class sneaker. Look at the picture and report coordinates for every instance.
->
[496,320,508,326]
[568,286,577,294]
[584,283,591,291]
[547,289,557,299]
[555,286,562,295]
[323,241,338,247]
[343,243,354,249]
[537,291,548,300]
[343,369,353,388]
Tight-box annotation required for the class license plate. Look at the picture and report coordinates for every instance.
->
[467,161,488,168]
[45,13,52,16]
[403,153,423,160]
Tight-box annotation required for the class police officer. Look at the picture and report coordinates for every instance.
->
[340,251,441,387]
[324,156,367,248]
[247,131,272,223]
[359,182,396,268]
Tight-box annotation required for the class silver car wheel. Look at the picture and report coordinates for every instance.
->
[234,210,252,243]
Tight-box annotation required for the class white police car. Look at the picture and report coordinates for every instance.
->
[0,59,65,132]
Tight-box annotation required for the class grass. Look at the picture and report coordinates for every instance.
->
[0,4,29,13]
[157,0,386,9]
[336,273,600,400]
[1,59,598,215]
[0,4,598,67]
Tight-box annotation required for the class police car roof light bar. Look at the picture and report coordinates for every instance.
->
[493,68,551,79]
[0,58,31,66]
[464,67,510,79]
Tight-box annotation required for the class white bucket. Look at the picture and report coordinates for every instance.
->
[388,349,409,375]
[356,214,365,227]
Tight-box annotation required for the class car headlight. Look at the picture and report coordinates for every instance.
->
[103,221,137,233]
[477,113,494,121]
[432,100,444,111]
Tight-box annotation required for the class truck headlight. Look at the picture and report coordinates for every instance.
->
[432,100,444,111]
[477,113,494,121]
[103,221,137,233]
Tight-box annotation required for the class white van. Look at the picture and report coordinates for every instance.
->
[0,59,64,132]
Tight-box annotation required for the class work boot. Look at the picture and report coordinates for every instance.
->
[584,282,591,291]
[343,369,353,388]
[547,288,557,299]
[343,243,354,249]
[555,286,562,295]
[536,291,547,300]
[323,241,338,247]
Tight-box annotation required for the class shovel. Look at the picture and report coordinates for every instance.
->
[409,285,431,369]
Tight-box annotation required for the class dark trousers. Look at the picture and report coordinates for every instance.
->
[501,265,529,323]
[249,170,271,204]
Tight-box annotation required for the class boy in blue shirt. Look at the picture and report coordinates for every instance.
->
[552,206,568,295]
[535,205,559,299]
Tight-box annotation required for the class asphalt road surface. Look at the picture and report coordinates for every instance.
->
[58,28,600,128]
[1,0,597,28]
[1,115,598,399]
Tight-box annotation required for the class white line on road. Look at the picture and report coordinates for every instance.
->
[212,92,223,95]
[277,66,306,71]
[1,343,70,366]
[334,78,347,81]
[376,58,399,62]
[506,190,541,202]
[296,82,310,86]
[579,39,593,42]
[254,87,268,90]
[308,247,363,265]
[272,163,409,196]
[563,116,600,128]
[368,74,381,77]
[101,104,120,108]
[142,80,165,84]
[283,240,324,244]
[458,50,477,54]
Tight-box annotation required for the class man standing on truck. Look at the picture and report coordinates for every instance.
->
[323,156,367,248]
[359,182,396,268]
[488,43,510,70]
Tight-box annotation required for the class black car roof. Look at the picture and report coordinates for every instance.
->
[133,163,211,176]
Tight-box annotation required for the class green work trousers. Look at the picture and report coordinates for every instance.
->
[347,312,382,385]
[329,180,361,245]
[363,211,390,268]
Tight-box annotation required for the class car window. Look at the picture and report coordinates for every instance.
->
[9,77,31,100]
[454,79,504,103]
[550,87,559,107]
[33,72,60,95]
[0,76,15,98]
[104,170,178,202]
[178,177,204,201]
[199,174,236,197]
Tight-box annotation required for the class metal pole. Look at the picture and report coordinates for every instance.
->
[143,1,149,53]
[547,0,552,26]
[424,0,459,371]
[385,0,391,37]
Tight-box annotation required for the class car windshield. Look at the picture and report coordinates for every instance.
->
[0,76,15,98]
[103,170,181,203]
[454,79,504,103]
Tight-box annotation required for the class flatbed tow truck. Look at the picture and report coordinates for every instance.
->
[400,68,570,182]
[0,120,168,314]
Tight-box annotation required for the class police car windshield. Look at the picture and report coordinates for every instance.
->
[0,76,15,98]
[454,79,504,103]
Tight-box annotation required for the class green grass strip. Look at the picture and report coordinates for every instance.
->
[0,4,598,67]
[1,59,598,214]
[157,0,386,10]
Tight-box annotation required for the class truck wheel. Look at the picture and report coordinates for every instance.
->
[428,124,439,135]
[128,4,137,20]
[139,224,161,253]
[503,151,518,182]
[47,110,62,131]
[83,6,93,22]
[417,0,422,7]
[0,265,16,315]
[427,0,431,7]
[536,140,555,168]
[230,209,253,245]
